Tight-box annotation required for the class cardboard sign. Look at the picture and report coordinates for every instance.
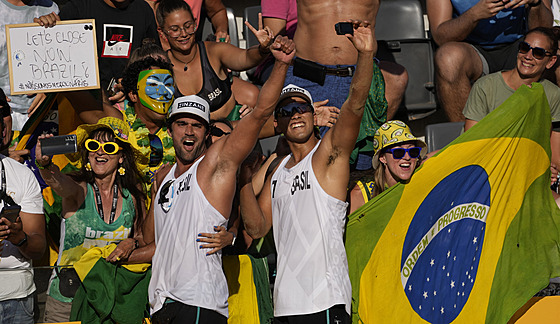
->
[6,19,100,95]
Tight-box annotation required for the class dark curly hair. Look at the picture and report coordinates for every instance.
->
[126,38,169,69]
[69,128,147,236]
[121,56,174,99]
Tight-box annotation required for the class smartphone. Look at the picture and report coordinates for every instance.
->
[106,77,118,97]
[0,205,21,223]
[40,134,77,156]
[335,22,354,36]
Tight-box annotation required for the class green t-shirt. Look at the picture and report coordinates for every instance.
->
[463,71,560,125]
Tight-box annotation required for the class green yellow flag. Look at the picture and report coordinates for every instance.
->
[346,83,560,323]
[70,244,151,324]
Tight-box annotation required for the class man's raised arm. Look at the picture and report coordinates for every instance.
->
[218,36,295,166]
[325,20,374,156]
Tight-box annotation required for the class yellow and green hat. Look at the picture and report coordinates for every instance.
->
[76,117,131,148]
[371,120,426,169]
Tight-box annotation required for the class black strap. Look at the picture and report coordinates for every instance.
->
[92,182,118,224]
[265,155,287,181]
[0,160,16,207]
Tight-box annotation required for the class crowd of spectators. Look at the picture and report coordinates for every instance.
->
[0,0,559,322]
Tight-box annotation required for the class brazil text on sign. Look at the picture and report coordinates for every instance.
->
[6,19,100,95]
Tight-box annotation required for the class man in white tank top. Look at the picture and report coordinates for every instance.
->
[239,20,375,324]
[143,35,296,324]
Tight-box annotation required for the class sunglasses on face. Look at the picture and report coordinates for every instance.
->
[85,139,121,155]
[518,41,553,60]
[275,102,314,118]
[210,126,231,137]
[385,147,422,159]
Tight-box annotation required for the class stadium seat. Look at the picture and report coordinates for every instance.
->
[375,0,436,114]
[227,8,239,48]
[200,7,239,48]
[424,122,465,152]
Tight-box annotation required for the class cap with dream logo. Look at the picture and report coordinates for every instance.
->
[168,95,210,124]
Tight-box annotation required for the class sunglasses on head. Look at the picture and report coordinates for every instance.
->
[85,139,121,155]
[518,41,553,60]
[275,102,314,118]
[385,147,422,159]
[210,126,231,137]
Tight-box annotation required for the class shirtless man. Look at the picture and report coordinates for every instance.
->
[285,0,402,170]
[290,0,406,121]
[144,35,294,323]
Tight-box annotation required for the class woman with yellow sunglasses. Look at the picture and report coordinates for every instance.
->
[34,117,150,322]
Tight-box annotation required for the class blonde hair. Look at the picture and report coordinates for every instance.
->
[373,163,388,197]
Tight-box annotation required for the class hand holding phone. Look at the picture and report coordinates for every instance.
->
[39,134,77,156]
[0,205,21,224]
[335,22,354,36]
[0,205,21,240]
[106,78,119,97]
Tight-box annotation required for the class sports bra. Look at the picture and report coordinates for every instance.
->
[174,41,233,112]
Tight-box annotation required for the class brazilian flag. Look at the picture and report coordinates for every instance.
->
[346,83,560,323]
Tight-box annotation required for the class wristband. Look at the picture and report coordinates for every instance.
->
[15,232,28,247]
[35,159,52,170]
[230,232,237,246]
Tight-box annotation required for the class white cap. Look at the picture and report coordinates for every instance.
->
[168,95,210,124]
[277,84,313,106]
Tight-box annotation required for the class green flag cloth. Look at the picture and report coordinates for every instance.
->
[70,244,151,324]
[346,83,560,323]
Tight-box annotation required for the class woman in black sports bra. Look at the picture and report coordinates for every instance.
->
[156,0,273,119]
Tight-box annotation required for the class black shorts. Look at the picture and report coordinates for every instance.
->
[151,301,227,324]
[472,38,522,75]
[274,304,349,324]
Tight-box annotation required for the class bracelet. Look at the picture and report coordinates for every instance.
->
[529,0,541,7]
[15,232,28,247]
[35,159,52,170]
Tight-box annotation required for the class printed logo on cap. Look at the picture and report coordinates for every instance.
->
[177,100,206,112]
[282,86,305,96]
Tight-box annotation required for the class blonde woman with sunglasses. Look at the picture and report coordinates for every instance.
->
[35,117,150,322]
[348,120,426,214]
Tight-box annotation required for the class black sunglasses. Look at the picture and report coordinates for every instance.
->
[210,126,231,137]
[385,147,422,159]
[518,41,553,60]
[275,102,314,118]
